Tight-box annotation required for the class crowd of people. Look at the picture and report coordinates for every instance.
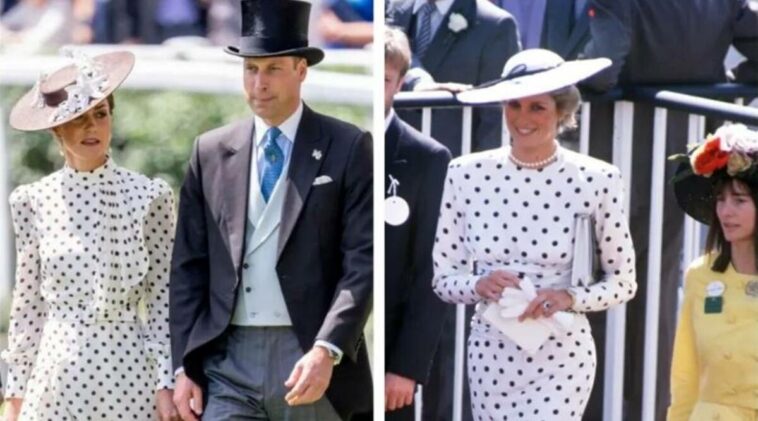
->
[0,0,373,54]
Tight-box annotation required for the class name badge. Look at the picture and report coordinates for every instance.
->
[706,281,725,297]
[704,296,723,314]
[704,281,725,314]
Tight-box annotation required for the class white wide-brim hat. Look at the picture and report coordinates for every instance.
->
[457,49,612,104]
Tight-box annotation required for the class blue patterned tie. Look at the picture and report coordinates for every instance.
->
[415,1,436,58]
[260,127,283,202]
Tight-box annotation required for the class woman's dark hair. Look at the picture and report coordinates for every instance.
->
[705,177,758,272]
[106,94,115,112]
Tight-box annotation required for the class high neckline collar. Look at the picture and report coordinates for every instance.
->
[62,156,117,184]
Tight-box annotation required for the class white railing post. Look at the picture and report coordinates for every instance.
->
[452,106,474,421]
[0,106,12,330]
[502,107,509,147]
[682,115,706,307]
[580,102,591,155]
[415,386,423,420]
[421,108,432,136]
[605,100,634,421]
[641,107,667,421]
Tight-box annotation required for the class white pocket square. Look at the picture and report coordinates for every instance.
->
[313,175,333,186]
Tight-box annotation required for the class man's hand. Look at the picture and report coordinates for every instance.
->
[385,373,416,411]
[414,81,472,93]
[173,373,203,421]
[284,346,334,406]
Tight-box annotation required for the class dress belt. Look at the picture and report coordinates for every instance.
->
[47,304,138,324]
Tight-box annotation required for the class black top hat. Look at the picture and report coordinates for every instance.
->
[225,0,324,66]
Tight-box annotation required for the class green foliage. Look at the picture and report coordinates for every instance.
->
[1,86,370,192]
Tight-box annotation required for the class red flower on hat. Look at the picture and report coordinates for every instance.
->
[691,136,729,176]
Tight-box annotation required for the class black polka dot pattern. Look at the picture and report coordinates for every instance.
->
[431,147,637,420]
[1,159,175,419]
[467,319,596,420]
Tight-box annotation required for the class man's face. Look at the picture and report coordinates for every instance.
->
[243,56,307,126]
[384,59,405,116]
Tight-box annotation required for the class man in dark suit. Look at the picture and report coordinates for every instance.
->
[384,26,452,421]
[169,1,372,420]
[540,0,591,61]
[386,0,520,156]
[580,1,758,419]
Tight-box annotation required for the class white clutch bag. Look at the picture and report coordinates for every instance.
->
[481,277,575,355]
[571,213,599,287]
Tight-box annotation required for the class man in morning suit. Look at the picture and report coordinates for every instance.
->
[386,0,521,156]
[384,26,452,421]
[169,1,373,420]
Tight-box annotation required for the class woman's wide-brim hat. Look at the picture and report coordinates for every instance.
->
[10,50,134,132]
[457,49,611,104]
[224,0,324,66]
[671,124,758,225]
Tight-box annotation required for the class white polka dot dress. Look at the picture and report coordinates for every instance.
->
[432,146,637,420]
[1,158,176,420]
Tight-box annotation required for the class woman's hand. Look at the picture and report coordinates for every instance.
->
[475,270,521,301]
[519,289,574,321]
[156,389,180,421]
[3,398,23,421]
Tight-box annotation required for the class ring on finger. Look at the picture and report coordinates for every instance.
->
[542,300,552,311]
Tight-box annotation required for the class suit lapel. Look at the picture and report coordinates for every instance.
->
[563,4,590,58]
[541,0,572,55]
[422,0,474,74]
[386,115,407,166]
[221,118,255,273]
[388,0,414,35]
[277,105,329,259]
[386,116,412,196]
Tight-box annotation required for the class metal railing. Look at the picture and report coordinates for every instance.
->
[0,46,372,105]
[394,83,758,421]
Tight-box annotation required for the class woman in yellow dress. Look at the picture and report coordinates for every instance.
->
[669,124,758,420]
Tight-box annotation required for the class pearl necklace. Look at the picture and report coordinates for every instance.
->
[509,144,559,169]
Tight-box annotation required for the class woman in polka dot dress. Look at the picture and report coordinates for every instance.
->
[434,49,638,420]
[2,52,178,420]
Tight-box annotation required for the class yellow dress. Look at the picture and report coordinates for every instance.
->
[669,255,758,421]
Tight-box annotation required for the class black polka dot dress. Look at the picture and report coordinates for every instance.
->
[1,158,175,420]
[432,146,637,420]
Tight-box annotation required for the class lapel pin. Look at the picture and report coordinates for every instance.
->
[312,149,322,160]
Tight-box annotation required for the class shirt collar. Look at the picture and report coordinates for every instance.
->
[413,0,454,16]
[254,101,304,147]
[385,108,396,132]
[62,156,117,184]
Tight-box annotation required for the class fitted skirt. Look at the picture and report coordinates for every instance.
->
[468,314,596,421]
